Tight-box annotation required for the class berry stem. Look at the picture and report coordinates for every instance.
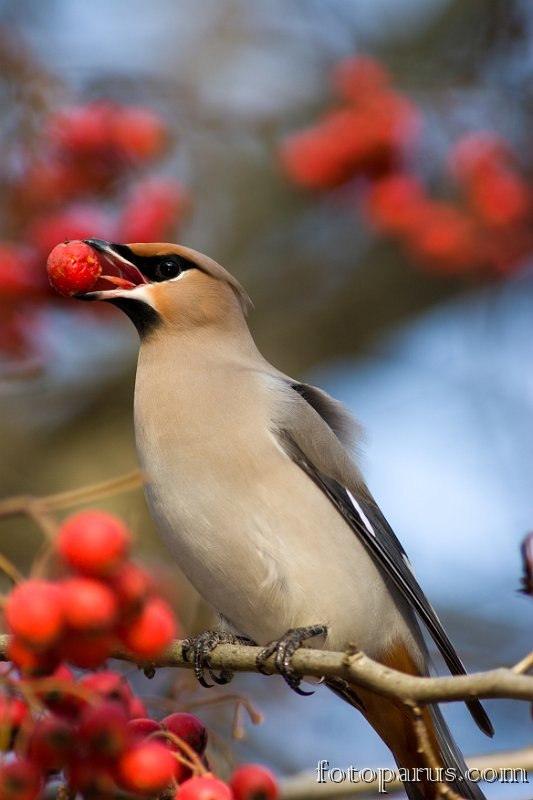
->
[0,553,24,585]
[152,729,207,776]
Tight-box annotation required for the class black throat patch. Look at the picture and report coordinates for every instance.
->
[107,297,161,339]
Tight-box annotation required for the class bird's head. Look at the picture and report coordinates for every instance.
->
[78,240,251,338]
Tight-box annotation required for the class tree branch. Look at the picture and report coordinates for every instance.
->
[0,470,143,518]
[133,640,533,704]
[1,636,530,705]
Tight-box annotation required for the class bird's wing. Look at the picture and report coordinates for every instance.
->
[289,381,360,452]
[273,380,494,737]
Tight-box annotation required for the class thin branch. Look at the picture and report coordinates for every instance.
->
[0,636,531,705]
[132,640,533,704]
[26,505,59,543]
[410,703,465,800]
[512,649,533,675]
[0,553,24,585]
[0,470,143,519]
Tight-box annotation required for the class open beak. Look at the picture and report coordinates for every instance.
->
[76,239,148,300]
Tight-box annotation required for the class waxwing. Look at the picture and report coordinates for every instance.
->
[78,238,493,800]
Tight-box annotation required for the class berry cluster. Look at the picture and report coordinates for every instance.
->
[281,57,420,189]
[0,98,187,364]
[0,663,278,799]
[5,510,178,672]
[22,101,187,253]
[280,56,532,276]
[0,510,280,799]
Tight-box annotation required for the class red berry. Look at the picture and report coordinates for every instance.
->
[118,597,177,658]
[280,111,365,190]
[57,510,131,576]
[366,174,427,236]
[62,577,118,631]
[362,91,421,161]
[230,764,280,800]
[127,717,163,740]
[0,759,42,800]
[80,671,133,711]
[332,56,391,102]
[466,167,530,229]
[162,712,208,754]
[46,239,103,297]
[116,740,177,794]
[7,636,61,676]
[4,580,65,649]
[60,630,114,669]
[28,715,74,772]
[408,203,480,273]
[47,102,113,155]
[108,562,151,618]
[65,757,115,798]
[128,696,148,719]
[111,106,167,160]
[177,775,232,800]
[78,701,130,762]
[34,664,83,718]
[0,696,30,750]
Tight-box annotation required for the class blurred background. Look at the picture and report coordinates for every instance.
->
[0,0,531,797]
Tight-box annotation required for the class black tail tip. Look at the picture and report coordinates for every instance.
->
[468,699,494,737]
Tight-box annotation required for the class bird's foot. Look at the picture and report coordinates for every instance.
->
[256,624,328,696]
[182,631,256,688]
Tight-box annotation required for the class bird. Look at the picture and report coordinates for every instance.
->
[78,238,493,800]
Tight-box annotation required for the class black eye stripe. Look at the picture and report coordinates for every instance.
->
[112,245,197,282]
[139,254,195,283]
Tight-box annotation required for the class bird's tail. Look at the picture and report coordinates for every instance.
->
[327,677,485,800]
[326,642,486,800]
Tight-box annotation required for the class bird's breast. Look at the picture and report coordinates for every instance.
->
[133,358,416,655]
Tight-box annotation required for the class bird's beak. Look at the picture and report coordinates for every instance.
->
[76,239,148,301]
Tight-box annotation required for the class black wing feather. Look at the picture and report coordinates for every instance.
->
[280,427,494,738]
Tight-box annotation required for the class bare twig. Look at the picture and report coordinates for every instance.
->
[0,470,143,520]
[0,553,24,585]
[512,650,533,675]
[26,505,59,543]
[410,703,465,800]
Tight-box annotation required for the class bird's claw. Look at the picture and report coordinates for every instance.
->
[182,631,255,688]
[256,624,328,696]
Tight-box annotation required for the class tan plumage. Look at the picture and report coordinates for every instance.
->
[79,239,492,800]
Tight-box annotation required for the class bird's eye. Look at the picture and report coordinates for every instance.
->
[157,259,182,280]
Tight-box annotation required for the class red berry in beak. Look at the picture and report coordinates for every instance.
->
[47,240,102,296]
